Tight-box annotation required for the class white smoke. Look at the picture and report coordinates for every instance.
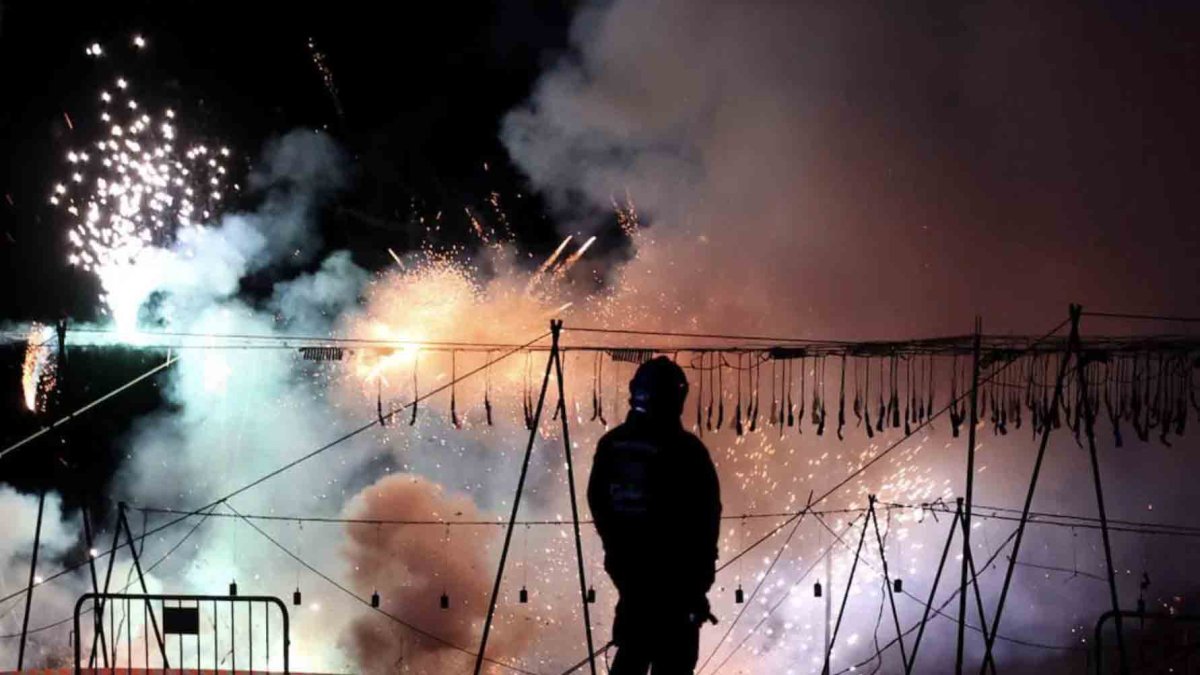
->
[99,130,348,334]
[500,1,1200,672]
[0,488,83,667]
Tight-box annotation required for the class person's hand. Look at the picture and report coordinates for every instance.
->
[688,595,718,626]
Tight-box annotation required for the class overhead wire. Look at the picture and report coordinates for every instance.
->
[0,503,218,640]
[1,354,179,462]
[713,316,1072,577]
[0,331,550,610]
[222,502,540,675]
[1083,311,1200,324]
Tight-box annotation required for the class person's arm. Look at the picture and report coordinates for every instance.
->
[699,443,722,571]
[587,438,611,544]
[683,435,722,595]
[589,434,636,592]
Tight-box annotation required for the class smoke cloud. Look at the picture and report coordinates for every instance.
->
[99,130,348,332]
[503,0,1199,338]
[499,1,1200,671]
[0,488,85,667]
[341,474,529,674]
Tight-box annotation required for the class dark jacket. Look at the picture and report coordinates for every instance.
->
[588,411,722,602]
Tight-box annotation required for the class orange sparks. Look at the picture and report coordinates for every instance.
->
[558,235,597,274]
[538,236,573,275]
[21,324,56,413]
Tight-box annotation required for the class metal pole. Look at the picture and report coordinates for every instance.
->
[117,503,169,667]
[474,323,557,675]
[16,490,46,670]
[907,500,962,674]
[822,512,869,675]
[823,527,832,675]
[962,528,998,675]
[90,509,123,668]
[957,316,982,675]
[869,496,909,669]
[551,321,598,675]
[81,506,110,668]
[979,305,1076,672]
[1072,305,1130,675]
[17,320,67,670]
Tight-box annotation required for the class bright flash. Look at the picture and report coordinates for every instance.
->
[50,67,233,329]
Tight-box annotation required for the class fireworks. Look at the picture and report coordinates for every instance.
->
[53,36,235,330]
[307,36,344,122]
[20,323,57,413]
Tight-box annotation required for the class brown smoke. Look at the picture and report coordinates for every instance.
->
[341,474,530,674]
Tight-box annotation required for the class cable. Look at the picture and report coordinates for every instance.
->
[714,316,1072,577]
[222,502,540,675]
[1084,311,1200,324]
[0,504,217,639]
[697,499,810,673]
[563,324,859,345]
[910,502,1200,539]
[705,513,856,675]
[1011,559,1107,584]
[0,331,550,610]
[65,325,529,350]
[0,355,179,462]
[136,499,1200,540]
[133,504,873,528]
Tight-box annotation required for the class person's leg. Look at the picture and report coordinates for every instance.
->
[648,615,701,675]
[611,594,653,675]
[611,640,653,675]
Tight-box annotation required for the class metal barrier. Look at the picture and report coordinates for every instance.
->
[1094,610,1200,674]
[73,593,289,674]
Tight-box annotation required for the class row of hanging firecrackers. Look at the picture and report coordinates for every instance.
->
[376,349,509,429]
[679,349,955,440]
[997,350,1198,447]
[373,349,423,428]
[1097,351,1198,447]
[370,347,1197,442]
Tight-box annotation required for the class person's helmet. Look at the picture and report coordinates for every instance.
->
[629,356,689,418]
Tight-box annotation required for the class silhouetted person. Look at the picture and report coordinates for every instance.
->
[588,356,722,674]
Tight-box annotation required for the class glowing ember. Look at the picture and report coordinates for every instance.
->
[20,324,57,413]
[52,39,234,330]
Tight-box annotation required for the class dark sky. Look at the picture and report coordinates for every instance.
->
[1,0,1197,456]
[0,0,573,503]
[2,1,1198,327]
[0,0,574,323]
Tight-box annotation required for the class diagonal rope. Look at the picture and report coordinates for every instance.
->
[697,506,808,673]
[223,502,540,675]
[0,503,218,639]
[0,331,551,610]
[1,355,179,461]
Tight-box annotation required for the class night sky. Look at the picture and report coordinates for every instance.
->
[0,0,573,502]
[1,2,1200,673]
[0,1,573,321]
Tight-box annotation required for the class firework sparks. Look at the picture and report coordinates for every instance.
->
[307,36,344,122]
[537,236,573,276]
[557,235,597,275]
[21,324,57,413]
[52,40,235,331]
